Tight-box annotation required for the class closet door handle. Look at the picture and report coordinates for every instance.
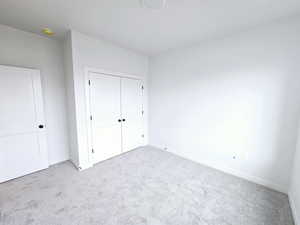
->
[118,119,122,122]
[122,119,126,122]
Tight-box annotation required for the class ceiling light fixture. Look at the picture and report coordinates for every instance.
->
[141,0,166,10]
[42,28,54,36]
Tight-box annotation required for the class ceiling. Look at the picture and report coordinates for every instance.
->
[0,0,300,55]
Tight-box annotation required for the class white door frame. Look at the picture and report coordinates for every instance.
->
[84,67,145,166]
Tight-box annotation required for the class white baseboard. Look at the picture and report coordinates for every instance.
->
[150,145,288,193]
[199,158,287,193]
[68,160,92,171]
[77,163,93,171]
[289,193,299,225]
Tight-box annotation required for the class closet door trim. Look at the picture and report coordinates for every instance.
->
[84,67,144,166]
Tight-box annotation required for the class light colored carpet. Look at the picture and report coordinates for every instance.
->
[0,146,294,225]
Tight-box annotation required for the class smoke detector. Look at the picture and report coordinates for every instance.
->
[141,0,166,10]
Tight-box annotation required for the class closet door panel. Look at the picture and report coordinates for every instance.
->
[89,73,122,162]
[121,78,143,152]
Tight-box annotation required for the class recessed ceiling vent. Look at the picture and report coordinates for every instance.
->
[141,0,166,10]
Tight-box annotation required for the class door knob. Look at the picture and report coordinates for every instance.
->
[118,119,122,122]
[122,119,126,122]
[38,124,44,129]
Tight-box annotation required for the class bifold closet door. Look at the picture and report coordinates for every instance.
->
[89,73,122,162]
[121,78,143,152]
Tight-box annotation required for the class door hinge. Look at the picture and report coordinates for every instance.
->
[88,80,91,86]
[90,115,93,120]
[91,149,95,153]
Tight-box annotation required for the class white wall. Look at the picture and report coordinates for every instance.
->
[67,30,149,169]
[0,24,69,165]
[149,17,300,193]
[290,129,300,224]
[64,32,79,166]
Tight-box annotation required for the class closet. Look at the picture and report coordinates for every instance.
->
[87,72,144,164]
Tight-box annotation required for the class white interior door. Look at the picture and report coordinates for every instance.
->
[89,73,122,163]
[0,65,48,183]
[121,78,144,152]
